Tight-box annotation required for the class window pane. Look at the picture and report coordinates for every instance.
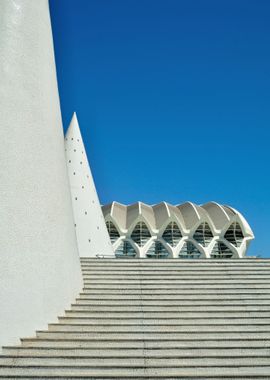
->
[106,221,120,243]
[115,240,136,257]
[211,241,233,259]
[179,241,202,259]
[224,223,244,247]
[131,222,151,247]
[146,241,169,259]
[193,222,213,246]
[162,222,182,247]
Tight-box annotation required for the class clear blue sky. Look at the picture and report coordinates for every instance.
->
[49,0,270,258]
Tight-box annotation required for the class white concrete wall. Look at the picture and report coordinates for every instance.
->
[0,0,82,347]
[65,113,114,257]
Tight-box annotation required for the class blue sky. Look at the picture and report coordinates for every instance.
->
[50,0,270,258]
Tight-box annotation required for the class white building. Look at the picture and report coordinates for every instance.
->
[102,201,254,258]
[0,0,82,347]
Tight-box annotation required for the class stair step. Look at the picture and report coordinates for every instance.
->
[74,299,270,306]
[83,279,270,284]
[83,284,270,289]
[68,305,270,312]
[82,274,270,279]
[81,266,270,270]
[80,259,270,264]
[64,311,270,318]
[0,366,270,378]
[34,331,270,340]
[81,265,270,268]
[58,317,270,325]
[79,290,270,296]
[77,294,270,300]
[1,356,270,367]
[47,324,270,333]
[81,268,270,273]
[3,347,270,358]
[20,338,270,349]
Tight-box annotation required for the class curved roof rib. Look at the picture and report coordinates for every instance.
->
[153,202,171,229]
[126,202,156,230]
[176,202,201,230]
[111,202,127,231]
[202,202,230,231]
[177,202,211,231]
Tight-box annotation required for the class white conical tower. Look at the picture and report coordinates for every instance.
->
[65,113,114,257]
[0,1,82,346]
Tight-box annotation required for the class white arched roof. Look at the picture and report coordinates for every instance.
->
[126,202,156,230]
[102,201,253,238]
[177,202,207,230]
[103,201,127,232]
[202,202,231,231]
[102,201,254,258]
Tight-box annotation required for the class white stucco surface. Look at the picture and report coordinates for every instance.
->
[0,0,82,347]
[65,113,114,257]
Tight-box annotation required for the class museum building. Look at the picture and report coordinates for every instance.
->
[102,201,254,259]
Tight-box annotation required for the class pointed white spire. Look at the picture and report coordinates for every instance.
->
[65,113,114,257]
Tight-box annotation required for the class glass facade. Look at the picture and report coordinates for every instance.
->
[193,222,213,246]
[224,222,244,247]
[179,241,202,259]
[211,241,233,258]
[106,221,120,243]
[131,221,151,247]
[115,240,136,257]
[162,222,182,247]
[146,240,170,259]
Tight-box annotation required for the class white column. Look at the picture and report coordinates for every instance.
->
[65,113,114,257]
[0,0,82,347]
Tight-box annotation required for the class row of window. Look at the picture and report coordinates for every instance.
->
[106,221,244,248]
[114,239,234,259]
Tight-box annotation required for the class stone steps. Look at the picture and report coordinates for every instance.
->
[82,284,270,289]
[46,324,270,333]
[74,299,270,305]
[80,258,270,264]
[83,279,270,283]
[83,274,270,277]
[68,305,270,312]
[64,311,270,318]
[0,366,270,378]
[83,270,269,279]
[1,258,270,379]
[3,347,270,357]
[76,293,270,305]
[18,338,270,349]
[1,356,270,367]
[80,286,270,299]
[82,266,270,268]
[57,317,270,325]
[33,331,270,341]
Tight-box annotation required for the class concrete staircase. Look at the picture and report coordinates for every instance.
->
[1,258,270,379]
